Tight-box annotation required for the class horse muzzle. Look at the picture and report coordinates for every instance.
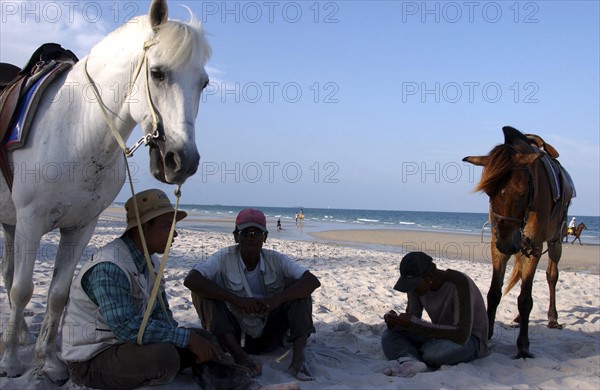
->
[495,229,522,255]
[149,143,200,185]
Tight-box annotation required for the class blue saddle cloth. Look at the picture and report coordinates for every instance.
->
[4,61,73,150]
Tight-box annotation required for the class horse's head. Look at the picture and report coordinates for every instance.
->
[463,126,540,255]
[128,0,211,185]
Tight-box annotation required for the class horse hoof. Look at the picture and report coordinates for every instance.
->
[548,321,564,329]
[512,350,534,359]
[0,363,24,378]
[48,376,68,386]
[43,360,69,385]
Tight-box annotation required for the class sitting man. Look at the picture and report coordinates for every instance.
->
[381,252,488,377]
[184,208,321,381]
[61,189,221,389]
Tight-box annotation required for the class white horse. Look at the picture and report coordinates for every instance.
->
[0,0,210,382]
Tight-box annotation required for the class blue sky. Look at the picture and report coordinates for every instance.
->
[1,0,598,215]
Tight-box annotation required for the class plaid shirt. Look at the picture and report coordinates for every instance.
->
[81,235,189,348]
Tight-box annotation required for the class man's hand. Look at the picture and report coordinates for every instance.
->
[260,296,281,313]
[383,310,411,329]
[187,330,222,364]
[232,296,270,315]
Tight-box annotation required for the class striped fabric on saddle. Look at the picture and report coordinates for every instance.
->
[0,43,78,189]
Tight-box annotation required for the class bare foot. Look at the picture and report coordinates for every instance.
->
[238,357,262,377]
[287,363,313,381]
[260,382,301,390]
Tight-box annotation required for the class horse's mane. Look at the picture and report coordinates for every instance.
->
[119,15,211,68]
[474,144,514,196]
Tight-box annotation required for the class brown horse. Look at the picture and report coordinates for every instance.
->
[463,126,574,359]
[563,222,587,245]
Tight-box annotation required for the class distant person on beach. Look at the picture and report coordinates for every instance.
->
[381,251,488,377]
[277,218,282,230]
[184,208,321,381]
[61,189,224,389]
[568,217,577,234]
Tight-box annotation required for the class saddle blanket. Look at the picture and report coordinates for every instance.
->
[4,61,72,150]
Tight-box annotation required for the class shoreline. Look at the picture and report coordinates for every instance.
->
[101,207,599,274]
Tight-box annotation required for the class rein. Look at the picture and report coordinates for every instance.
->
[84,39,181,343]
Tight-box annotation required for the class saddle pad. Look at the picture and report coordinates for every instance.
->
[558,162,576,198]
[4,61,72,150]
[539,153,576,203]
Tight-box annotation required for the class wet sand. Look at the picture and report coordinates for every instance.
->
[311,229,600,274]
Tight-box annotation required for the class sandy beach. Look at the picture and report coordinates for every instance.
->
[1,208,599,389]
[311,229,600,274]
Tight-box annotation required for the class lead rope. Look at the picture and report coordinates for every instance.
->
[136,185,182,345]
[83,40,179,343]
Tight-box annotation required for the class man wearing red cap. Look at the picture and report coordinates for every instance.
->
[185,208,321,381]
[381,251,488,377]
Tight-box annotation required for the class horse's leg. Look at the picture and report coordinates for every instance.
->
[487,243,510,339]
[546,241,563,329]
[0,224,35,346]
[514,252,540,359]
[36,222,97,384]
[0,223,43,377]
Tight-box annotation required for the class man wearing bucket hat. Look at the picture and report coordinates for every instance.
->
[61,189,222,389]
[184,208,321,381]
[381,251,488,377]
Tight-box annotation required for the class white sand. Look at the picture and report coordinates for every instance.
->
[1,214,599,389]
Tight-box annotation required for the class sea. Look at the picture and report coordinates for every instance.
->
[173,204,600,247]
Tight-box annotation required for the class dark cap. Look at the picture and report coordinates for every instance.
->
[393,252,434,292]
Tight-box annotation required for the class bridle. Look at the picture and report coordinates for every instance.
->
[489,166,542,257]
[83,38,162,157]
[84,38,182,343]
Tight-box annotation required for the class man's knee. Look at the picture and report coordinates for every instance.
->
[381,329,401,360]
[147,343,181,383]
[286,296,313,318]
[419,340,471,368]
[285,297,314,338]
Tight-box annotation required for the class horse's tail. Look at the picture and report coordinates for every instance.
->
[503,256,522,296]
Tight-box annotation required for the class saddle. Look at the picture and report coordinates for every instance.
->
[0,43,78,190]
[526,133,560,158]
[528,138,576,242]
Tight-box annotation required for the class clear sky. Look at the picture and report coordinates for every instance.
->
[1,0,598,215]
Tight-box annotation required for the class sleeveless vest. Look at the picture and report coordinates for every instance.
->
[61,239,160,362]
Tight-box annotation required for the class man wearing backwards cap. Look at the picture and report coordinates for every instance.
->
[61,189,221,389]
[381,251,488,377]
[185,208,321,381]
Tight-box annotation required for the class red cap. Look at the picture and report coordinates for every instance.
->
[236,208,267,232]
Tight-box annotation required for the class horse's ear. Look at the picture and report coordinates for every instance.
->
[462,156,488,166]
[503,126,530,145]
[149,0,168,28]
[513,153,539,167]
